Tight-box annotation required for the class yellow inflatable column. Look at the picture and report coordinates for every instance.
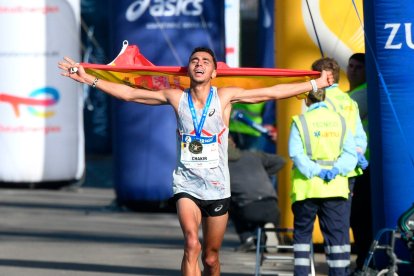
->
[275,0,365,243]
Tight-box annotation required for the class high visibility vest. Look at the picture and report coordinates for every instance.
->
[291,107,349,203]
[229,102,265,136]
[349,83,370,160]
[325,85,363,177]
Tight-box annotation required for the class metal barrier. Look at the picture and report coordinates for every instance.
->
[254,226,315,276]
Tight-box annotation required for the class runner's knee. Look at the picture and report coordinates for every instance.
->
[202,250,219,269]
[184,233,201,255]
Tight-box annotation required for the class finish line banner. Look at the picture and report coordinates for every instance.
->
[108,1,225,204]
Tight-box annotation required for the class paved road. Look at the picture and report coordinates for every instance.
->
[0,149,350,276]
[0,187,254,276]
[0,186,339,275]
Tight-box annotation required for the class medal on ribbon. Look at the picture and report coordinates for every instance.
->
[188,87,213,155]
[189,140,203,154]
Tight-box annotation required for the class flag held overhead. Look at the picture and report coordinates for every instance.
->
[82,41,320,91]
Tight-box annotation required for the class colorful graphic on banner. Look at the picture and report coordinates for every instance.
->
[302,0,364,69]
[0,0,83,183]
[0,87,59,118]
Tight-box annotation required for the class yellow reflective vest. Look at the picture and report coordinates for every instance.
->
[291,107,349,203]
[325,85,363,177]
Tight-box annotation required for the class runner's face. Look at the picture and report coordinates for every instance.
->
[188,51,216,83]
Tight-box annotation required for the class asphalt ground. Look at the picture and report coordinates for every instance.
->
[0,185,355,275]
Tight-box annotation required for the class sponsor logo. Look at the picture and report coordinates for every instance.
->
[208,108,215,117]
[0,5,59,15]
[183,134,216,144]
[314,130,340,138]
[126,0,204,22]
[384,23,414,49]
[199,136,215,143]
[214,204,223,212]
[0,87,59,118]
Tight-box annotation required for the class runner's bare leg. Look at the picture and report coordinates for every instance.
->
[201,213,228,276]
[177,198,202,276]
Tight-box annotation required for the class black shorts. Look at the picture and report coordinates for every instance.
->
[171,193,230,217]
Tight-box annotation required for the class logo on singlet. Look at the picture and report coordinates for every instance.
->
[208,109,215,117]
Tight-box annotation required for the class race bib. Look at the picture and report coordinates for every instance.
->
[180,134,219,169]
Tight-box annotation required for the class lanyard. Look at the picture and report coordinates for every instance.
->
[188,87,213,140]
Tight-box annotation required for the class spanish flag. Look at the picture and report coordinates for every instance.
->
[81,41,319,90]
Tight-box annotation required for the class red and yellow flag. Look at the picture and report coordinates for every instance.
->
[82,44,319,90]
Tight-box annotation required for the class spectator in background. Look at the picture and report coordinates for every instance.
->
[311,58,369,273]
[347,53,373,274]
[228,137,285,252]
[347,53,367,126]
[311,58,367,172]
[289,88,357,276]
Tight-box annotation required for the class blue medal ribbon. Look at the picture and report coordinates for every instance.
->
[188,87,214,141]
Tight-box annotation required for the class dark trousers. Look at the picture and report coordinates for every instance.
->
[292,198,350,276]
[230,198,280,242]
[350,168,373,269]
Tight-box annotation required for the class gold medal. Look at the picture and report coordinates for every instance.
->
[189,140,203,154]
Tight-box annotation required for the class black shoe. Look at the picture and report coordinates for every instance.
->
[236,236,256,252]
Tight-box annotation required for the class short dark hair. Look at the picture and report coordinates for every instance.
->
[312,57,340,83]
[307,88,326,103]
[189,47,217,69]
[349,53,365,64]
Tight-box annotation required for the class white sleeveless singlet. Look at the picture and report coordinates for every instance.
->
[172,87,230,200]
